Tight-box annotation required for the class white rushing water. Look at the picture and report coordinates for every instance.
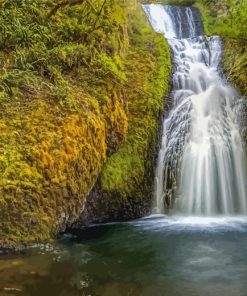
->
[143,4,247,216]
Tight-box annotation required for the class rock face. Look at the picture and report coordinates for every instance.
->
[0,0,171,249]
[74,186,153,227]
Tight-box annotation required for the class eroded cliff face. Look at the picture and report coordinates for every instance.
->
[0,0,171,249]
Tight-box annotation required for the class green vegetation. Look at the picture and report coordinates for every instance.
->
[100,6,171,199]
[194,0,247,38]
[0,0,171,249]
[194,0,247,96]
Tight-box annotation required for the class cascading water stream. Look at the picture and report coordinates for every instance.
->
[143,4,247,216]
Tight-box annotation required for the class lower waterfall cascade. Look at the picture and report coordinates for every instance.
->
[143,4,247,216]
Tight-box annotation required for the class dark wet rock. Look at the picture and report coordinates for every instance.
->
[72,181,153,228]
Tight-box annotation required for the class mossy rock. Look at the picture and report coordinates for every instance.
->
[77,6,172,225]
[0,0,171,249]
[0,91,128,249]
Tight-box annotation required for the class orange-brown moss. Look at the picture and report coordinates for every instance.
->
[0,88,127,248]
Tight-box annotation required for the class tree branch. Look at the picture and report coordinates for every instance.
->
[92,0,107,30]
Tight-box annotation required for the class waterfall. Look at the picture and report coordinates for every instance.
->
[143,4,247,216]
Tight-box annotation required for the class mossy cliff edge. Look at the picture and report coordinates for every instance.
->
[0,0,171,249]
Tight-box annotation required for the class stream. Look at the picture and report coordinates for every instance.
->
[2,216,247,295]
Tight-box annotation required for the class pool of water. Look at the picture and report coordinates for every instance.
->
[2,215,247,296]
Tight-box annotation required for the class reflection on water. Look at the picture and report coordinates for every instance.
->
[1,215,247,296]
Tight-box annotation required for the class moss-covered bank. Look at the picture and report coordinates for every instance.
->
[76,12,171,224]
[0,0,171,249]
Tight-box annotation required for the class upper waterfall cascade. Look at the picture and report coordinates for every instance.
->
[143,4,247,215]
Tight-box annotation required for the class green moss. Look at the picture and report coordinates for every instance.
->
[101,5,171,198]
[222,39,247,96]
